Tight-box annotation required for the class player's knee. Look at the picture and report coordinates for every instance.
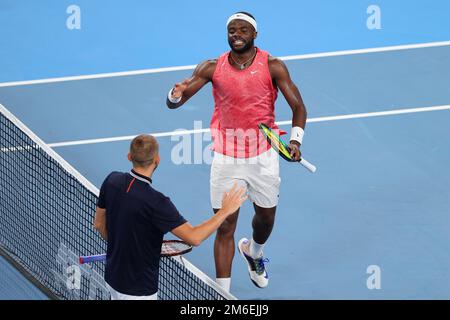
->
[217,221,236,238]
[256,210,276,225]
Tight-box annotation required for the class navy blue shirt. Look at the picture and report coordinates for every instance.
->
[97,169,186,296]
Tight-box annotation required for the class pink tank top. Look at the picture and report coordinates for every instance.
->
[211,48,279,158]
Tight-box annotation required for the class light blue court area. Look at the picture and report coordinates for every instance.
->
[0,255,48,300]
[1,1,450,299]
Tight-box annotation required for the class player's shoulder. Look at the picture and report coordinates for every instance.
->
[100,171,126,190]
[192,59,217,80]
[150,187,167,200]
[106,171,130,183]
[268,55,289,77]
[196,59,218,69]
[149,188,178,210]
[194,59,217,74]
[268,55,286,67]
[133,182,166,207]
[104,171,124,182]
[142,184,169,202]
[203,58,218,66]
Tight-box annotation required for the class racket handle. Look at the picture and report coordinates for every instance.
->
[299,158,317,173]
[79,254,106,264]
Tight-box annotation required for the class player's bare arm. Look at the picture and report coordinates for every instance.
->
[269,56,307,161]
[93,207,107,240]
[171,184,247,246]
[166,59,217,109]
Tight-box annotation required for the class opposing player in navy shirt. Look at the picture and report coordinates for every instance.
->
[94,134,247,300]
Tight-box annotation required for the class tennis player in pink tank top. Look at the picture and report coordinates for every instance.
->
[166,12,308,292]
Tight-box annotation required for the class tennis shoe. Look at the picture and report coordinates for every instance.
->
[237,238,269,288]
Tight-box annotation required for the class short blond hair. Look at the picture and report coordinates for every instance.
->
[130,134,159,168]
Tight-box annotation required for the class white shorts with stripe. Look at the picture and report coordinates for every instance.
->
[210,148,281,209]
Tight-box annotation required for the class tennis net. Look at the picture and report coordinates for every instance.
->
[0,103,235,300]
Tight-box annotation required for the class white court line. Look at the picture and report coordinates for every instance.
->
[275,105,450,125]
[48,105,450,148]
[1,40,449,88]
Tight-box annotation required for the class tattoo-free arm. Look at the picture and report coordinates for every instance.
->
[93,207,107,240]
[166,59,216,109]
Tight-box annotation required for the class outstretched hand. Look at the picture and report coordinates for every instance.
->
[221,183,248,215]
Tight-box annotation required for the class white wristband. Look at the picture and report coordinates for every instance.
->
[290,126,304,145]
[168,88,182,104]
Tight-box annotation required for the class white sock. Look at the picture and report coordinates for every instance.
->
[249,238,265,258]
[216,278,231,292]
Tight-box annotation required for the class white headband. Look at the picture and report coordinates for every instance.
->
[226,13,257,32]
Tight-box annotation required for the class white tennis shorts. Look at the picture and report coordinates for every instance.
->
[210,148,281,209]
[107,283,157,300]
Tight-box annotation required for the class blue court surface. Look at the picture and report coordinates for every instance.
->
[0,256,48,300]
[1,1,450,299]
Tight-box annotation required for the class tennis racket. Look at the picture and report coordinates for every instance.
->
[79,240,193,264]
[259,123,317,173]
